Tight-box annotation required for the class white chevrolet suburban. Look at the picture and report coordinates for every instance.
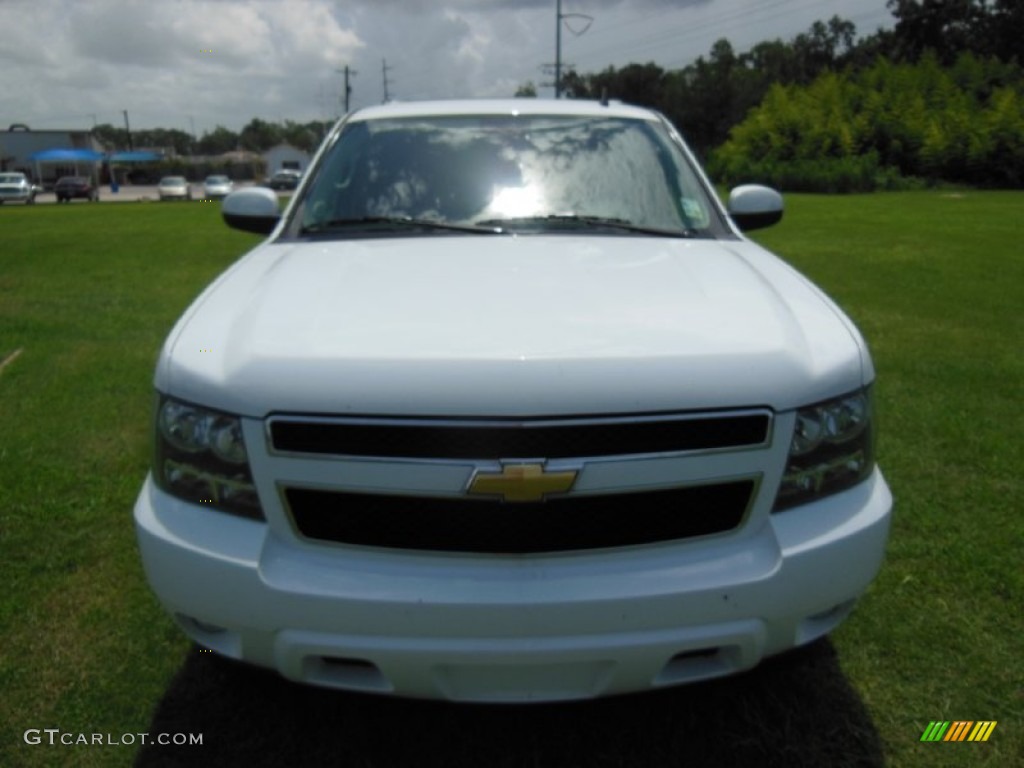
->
[134,99,892,702]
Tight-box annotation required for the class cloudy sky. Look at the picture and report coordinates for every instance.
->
[1,0,894,136]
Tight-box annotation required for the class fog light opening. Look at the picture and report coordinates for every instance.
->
[656,645,739,685]
[177,613,227,635]
[305,655,392,692]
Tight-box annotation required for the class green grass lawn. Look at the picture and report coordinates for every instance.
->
[1,193,1020,767]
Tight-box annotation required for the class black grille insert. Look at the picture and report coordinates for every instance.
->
[284,480,755,553]
[270,413,769,460]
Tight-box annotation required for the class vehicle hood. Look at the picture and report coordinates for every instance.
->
[158,235,869,416]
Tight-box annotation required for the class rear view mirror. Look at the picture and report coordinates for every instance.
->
[222,187,281,234]
[727,185,784,232]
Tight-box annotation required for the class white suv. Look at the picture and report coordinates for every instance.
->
[134,99,891,702]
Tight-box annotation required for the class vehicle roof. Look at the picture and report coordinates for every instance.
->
[346,98,661,123]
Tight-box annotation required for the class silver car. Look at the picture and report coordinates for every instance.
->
[203,175,233,199]
[0,172,38,204]
[158,176,192,201]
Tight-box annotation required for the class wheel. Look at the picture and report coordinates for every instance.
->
[26,195,35,205]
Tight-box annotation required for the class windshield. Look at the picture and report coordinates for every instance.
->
[292,114,723,237]
[0,174,24,183]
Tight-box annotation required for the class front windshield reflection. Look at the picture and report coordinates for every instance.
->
[299,115,716,234]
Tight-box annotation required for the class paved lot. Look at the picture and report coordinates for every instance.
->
[28,181,283,204]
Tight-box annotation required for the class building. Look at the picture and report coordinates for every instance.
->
[263,143,310,174]
[0,124,105,184]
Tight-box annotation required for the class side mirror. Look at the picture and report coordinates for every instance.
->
[222,187,281,234]
[727,185,784,232]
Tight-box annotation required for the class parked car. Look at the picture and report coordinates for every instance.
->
[54,176,99,203]
[158,176,192,201]
[0,172,38,204]
[203,175,233,199]
[268,169,301,190]
[135,99,892,703]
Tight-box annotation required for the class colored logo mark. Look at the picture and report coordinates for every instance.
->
[920,721,997,742]
[467,463,577,503]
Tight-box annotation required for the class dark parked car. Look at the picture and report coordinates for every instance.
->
[268,169,302,190]
[54,176,99,203]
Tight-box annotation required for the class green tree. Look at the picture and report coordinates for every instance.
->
[195,126,239,155]
[91,123,128,151]
[238,118,282,152]
[886,0,1013,63]
[711,51,1024,190]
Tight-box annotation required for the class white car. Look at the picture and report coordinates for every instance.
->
[0,171,38,204]
[203,175,233,199]
[158,176,192,201]
[135,99,892,703]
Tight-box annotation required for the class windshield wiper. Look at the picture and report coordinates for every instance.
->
[301,216,506,235]
[473,214,698,238]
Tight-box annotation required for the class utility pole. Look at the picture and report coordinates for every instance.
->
[337,65,356,114]
[555,0,562,99]
[381,58,394,103]
[553,1,593,99]
[123,109,133,150]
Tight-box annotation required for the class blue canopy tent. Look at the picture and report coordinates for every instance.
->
[29,147,105,187]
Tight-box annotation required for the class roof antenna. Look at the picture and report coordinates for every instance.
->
[600,88,609,107]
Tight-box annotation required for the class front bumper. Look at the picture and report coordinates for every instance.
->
[134,468,891,702]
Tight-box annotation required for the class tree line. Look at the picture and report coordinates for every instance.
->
[531,0,1023,190]
[91,117,332,157]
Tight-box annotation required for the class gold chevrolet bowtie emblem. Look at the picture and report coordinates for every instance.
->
[467,463,578,503]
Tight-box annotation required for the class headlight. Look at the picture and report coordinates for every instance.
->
[773,388,875,512]
[153,395,264,520]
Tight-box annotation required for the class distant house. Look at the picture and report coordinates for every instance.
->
[0,124,105,184]
[263,143,310,174]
